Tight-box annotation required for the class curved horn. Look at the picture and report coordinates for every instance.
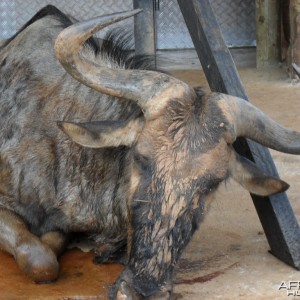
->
[54,10,194,119]
[219,94,300,154]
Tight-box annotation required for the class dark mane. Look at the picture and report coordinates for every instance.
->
[99,29,157,71]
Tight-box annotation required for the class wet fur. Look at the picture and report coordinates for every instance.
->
[0,5,155,252]
[122,94,230,296]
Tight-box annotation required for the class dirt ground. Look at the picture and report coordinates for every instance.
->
[0,65,300,299]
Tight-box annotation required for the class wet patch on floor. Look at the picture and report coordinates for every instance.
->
[175,262,239,285]
[0,249,123,300]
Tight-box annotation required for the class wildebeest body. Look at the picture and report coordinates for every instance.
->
[0,11,140,244]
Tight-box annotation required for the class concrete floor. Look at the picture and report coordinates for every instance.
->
[0,59,300,299]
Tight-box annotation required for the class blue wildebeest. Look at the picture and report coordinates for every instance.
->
[0,5,299,300]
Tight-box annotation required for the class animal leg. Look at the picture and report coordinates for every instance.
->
[0,208,59,283]
[40,231,68,257]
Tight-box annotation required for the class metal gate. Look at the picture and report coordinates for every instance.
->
[0,0,256,48]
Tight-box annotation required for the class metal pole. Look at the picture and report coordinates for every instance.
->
[133,0,156,63]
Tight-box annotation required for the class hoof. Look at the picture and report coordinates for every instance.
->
[14,240,59,283]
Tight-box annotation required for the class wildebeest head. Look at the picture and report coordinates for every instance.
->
[54,9,298,198]
[54,9,300,298]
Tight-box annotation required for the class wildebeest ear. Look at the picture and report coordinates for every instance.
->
[57,118,144,148]
[228,151,289,196]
